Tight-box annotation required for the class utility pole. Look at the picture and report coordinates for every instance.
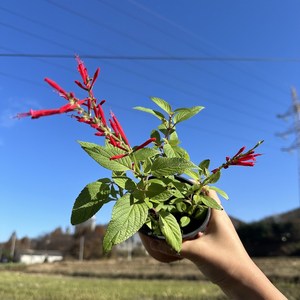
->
[79,235,85,261]
[10,231,17,260]
[277,87,300,205]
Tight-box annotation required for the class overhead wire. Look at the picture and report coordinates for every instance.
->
[46,0,285,108]
[127,0,290,97]
[0,3,283,145]
[44,0,284,124]
[2,53,300,62]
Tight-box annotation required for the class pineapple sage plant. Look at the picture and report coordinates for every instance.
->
[17,56,262,254]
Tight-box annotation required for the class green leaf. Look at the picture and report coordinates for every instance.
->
[71,180,111,225]
[103,194,148,253]
[150,97,172,114]
[199,159,210,177]
[150,190,173,202]
[151,157,198,177]
[180,216,190,227]
[134,106,165,120]
[173,106,204,124]
[113,176,136,191]
[159,212,182,252]
[132,148,159,161]
[169,130,180,146]
[151,130,161,144]
[206,171,221,184]
[78,141,131,172]
[184,169,199,180]
[163,143,176,158]
[172,146,190,160]
[209,186,229,200]
[200,195,223,210]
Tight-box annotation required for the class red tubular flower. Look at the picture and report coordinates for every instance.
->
[109,118,120,136]
[110,112,130,146]
[108,135,118,147]
[231,153,261,167]
[233,146,246,158]
[110,153,128,160]
[90,68,100,89]
[94,101,106,126]
[44,78,69,100]
[74,80,88,91]
[95,131,105,136]
[133,138,156,152]
[76,55,89,86]
[225,147,261,169]
[16,100,85,120]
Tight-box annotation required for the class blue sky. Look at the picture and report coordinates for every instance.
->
[1,0,300,242]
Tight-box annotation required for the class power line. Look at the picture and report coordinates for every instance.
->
[0,2,285,118]
[2,53,300,62]
[0,4,283,131]
[46,0,286,106]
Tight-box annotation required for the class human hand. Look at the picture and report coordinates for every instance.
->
[143,191,287,299]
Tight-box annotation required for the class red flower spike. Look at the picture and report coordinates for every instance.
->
[44,78,69,99]
[76,55,89,86]
[229,149,261,168]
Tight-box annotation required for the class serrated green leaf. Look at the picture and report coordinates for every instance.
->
[209,186,229,200]
[151,190,173,201]
[134,106,165,120]
[159,212,182,252]
[200,195,222,210]
[132,148,159,161]
[78,141,131,172]
[103,194,148,253]
[150,97,172,114]
[172,146,190,159]
[113,176,136,191]
[173,106,204,124]
[163,143,176,158]
[151,157,198,177]
[71,180,111,225]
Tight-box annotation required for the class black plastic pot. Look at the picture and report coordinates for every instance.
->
[139,176,211,263]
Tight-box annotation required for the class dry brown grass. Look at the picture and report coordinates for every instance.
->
[21,256,300,282]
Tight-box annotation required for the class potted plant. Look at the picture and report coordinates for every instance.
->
[16,56,262,260]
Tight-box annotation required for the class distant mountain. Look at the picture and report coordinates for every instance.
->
[261,207,300,225]
[229,216,245,228]
[236,207,300,257]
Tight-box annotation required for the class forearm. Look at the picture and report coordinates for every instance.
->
[216,258,287,300]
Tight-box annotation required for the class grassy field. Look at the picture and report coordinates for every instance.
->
[0,272,227,300]
[0,257,299,300]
